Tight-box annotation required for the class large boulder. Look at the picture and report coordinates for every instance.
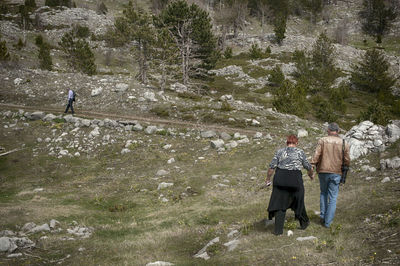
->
[386,122,400,143]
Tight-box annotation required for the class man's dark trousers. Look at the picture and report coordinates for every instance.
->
[65,99,74,114]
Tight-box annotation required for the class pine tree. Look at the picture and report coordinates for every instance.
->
[310,32,338,90]
[115,2,155,84]
[360,0,397,43]
[38,43,52,71]
[272,80,308,116]
[273,12,286,45]
[350,48,396,102]
[157,0,218,85]
[59,31,96,75]
[269,65,285,87]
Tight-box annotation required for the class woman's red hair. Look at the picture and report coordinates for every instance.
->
[286,134,298,145]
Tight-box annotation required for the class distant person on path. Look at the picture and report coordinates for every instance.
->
[64,88,75,114]
[311,122,350,228]
[265,135,314,235]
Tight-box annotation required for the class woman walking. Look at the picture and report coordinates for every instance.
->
[266,135,314,235]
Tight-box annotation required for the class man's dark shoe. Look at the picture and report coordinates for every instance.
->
[320,218,325,225]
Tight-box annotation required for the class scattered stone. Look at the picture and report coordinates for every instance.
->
[170,82,187,93]
[33,188,44,192]
[380,157,400,170]
[43,113,57,121]
[210,139,225,149]
[50,219,60,229]
[30,223,50,233]
[225,141,238,149]
[133,124,143,131]
[361,165,377,172]
[365,176,375,181]
[254,132,263,139]
[146,261,174,266]
[157,182,174,190]
[30,111,46,120]
[0,230,15,237]
[220,132,232,141]
[67,226,93,238]
[22,222,36,232]
[220,94,233,101]
[194,237,219,260]
[0,237,17,253]
[121,148,131,154]
[91,87,103,96]
[237,138,250,144]
[251,119,260,126]
[224,239,240,251]
[89,127,100,138]
[163,144,172,150]
[167,158,175,164]
[7,253,23,258]
[296,236,317,241]
[157,170,169,176]
[59,150,69,156]
[201,130,217,138]
[144,91,157,102]
[145,126,158,134]
[381,177,391,183]
[114,83,129,92]
[14,78,23,85]
[297,129,308,138]
[227,230,239,238]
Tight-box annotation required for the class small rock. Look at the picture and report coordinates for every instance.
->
[287,230,293,236]
[220,132,232,141]
[49,219,60,229]
[145,126,158,134]
[210,139,225,149]
[296,236,317,241]
[30,223,50,233]
[297,129,308,138]
[227,230,239,238]
[91,87,103,96]
[167,158,175,164]
[157,170,169,176]
[0,237,17,252]
[157,182,174,190]
[121,148,131,154]
[224,239,240,251]
[254,132,263,139]
[201,130,217,138]
[7,253,23,258]
[381,177,391,183]
[146,261,174,266]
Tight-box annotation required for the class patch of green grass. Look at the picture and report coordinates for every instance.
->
[150,105,170,117]
[243,65,269,79]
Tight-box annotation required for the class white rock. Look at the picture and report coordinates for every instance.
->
[144,91,157,102]
[145,126,158,134]
[210,139,225,149]
[33,188,44,192]
[157,182,174,190]
[121,148,131,154]
[361,165,377,172]
[7,253,23,258]
[43,114,57,121]
[167,158,175,164]
[381,177,391,183]
[49,219,60,229]
[89,127,100,138]
[254,132,263,139]
[59,150,69,156]
[14,78,23,85]
[170,82,188,93]
[201,130,217,138]
[30,223,50,233]
[91,87,103,96]
[296,236,317,241]
[22,222,36,232]
[297,129,308,138]
[194,237,219,259]
[74,152,81,157]
[194,252,210,260]
[227,230,239,238]
[220,94,233,101]
[163,144,172,150]
[157,170,169,176]
[251,119,260,126]
[237,138,250,144]
[133,124,143,131]
[225,141,238,149]
[224,239,240,251]
[114,83,129,92]
[0,237,17,253]
[287,230,293,236]
[146,261,174,266]
[220,132,232,140]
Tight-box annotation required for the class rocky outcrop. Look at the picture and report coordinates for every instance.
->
[345,120,400,160]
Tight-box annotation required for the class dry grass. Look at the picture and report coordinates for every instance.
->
[0,112,399,265]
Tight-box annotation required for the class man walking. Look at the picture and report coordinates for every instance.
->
[64,88,75,114]
[311,122,350,228]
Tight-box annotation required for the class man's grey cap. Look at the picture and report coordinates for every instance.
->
[328,122,340,132]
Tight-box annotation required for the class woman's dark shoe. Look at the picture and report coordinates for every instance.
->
[300,221,309,230]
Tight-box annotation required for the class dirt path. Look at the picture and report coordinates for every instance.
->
[0,103,263,135]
